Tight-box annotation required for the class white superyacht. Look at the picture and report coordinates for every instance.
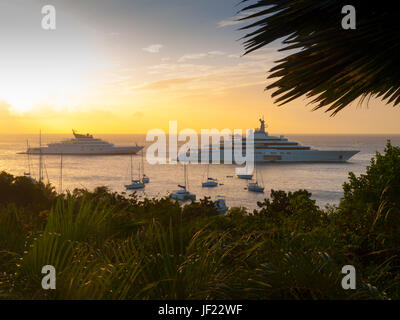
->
[182,118,359,163]
[23,130,144,155]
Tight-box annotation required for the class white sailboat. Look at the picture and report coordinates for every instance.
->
[247,165,264,193]
[171,163,196,201]
[125,154,145,190]
[202,164,218,187]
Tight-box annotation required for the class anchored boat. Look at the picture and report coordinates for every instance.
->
[21,130,143,155]
[171,164,196,201]
[182,118,359,163]
[125,154,145,190]
[202,164,218,187]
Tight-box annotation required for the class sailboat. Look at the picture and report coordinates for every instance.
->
[202,164,218,187]
[125,154,145,190]
[247,165,264,193]
[140,149,150,183]
[171,163,196,201]
[213,195,228,214]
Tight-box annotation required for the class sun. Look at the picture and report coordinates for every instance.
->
[0,65,91,114]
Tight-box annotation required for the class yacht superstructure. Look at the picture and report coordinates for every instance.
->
[22,130,144,155]
[183,119,359,163]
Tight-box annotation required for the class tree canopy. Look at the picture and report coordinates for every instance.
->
[240,0,400,114]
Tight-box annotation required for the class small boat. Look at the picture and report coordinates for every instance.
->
[236,174,253,180]
[214,196,228,214]
[202,165,218,187]
[171,164,196,201]
[202,178,218,187]
[248,182,264,193]
[125,179,145,190]
[125,155,145,190]
[171,188,196,201]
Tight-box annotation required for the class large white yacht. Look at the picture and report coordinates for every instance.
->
[181,119,359,163]
[23,130,144,155]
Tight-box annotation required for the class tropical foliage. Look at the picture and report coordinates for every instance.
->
[240,0,400,114]
[1,142,400,299]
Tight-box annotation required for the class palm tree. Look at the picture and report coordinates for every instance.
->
[239,0,400,114]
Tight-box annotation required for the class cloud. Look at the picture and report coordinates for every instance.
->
[136,78,194,91]
[142,44,164,53]
[178,51,226,62]
[218,11,255,27]
[208,51,225,56]
[228,54,241,59]
[218,19,242,27]
[178,53,207,62]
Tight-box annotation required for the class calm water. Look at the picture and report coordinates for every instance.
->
[1,133,399,210]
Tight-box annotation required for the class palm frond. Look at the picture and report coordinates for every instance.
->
[240,0,400,114]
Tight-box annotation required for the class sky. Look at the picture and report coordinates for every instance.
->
[0,0,399,134]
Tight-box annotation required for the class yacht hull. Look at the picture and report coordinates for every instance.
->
[254,149,359,163]
[187,149,359,163]
[23,146,144,155]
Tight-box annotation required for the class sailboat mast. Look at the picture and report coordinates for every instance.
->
[26,140,31,175]
[130,154,133,181]
[60,153,63,193]
[39,130,42,183]
[184,163,187,190]
[141,149,145,178]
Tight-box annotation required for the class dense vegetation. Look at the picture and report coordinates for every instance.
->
[0,142,399,299]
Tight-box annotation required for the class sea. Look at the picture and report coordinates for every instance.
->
[1,133,399,211]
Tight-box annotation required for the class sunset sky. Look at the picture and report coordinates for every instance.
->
[1,0,399,134]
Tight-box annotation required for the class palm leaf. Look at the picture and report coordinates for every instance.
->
[240,0,400,114]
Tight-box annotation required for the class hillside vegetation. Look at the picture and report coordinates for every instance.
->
[0,142,399,299]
